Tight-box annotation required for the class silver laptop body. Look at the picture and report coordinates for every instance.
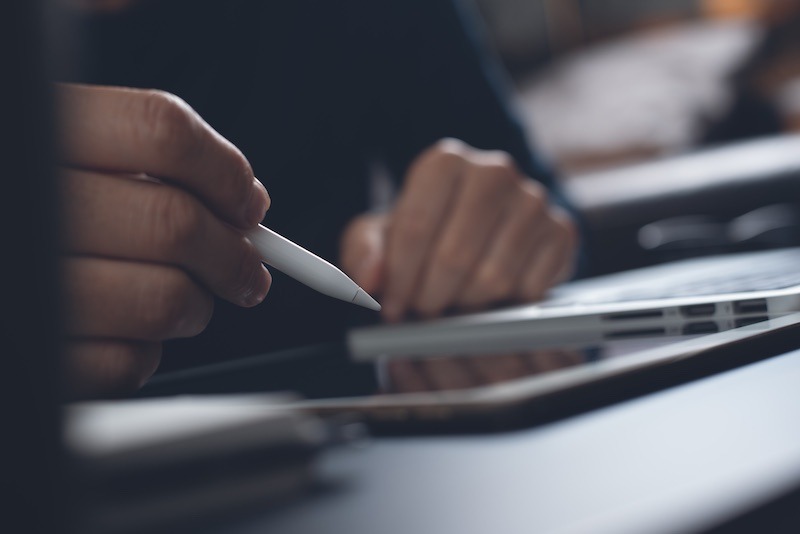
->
[349,247,800,360]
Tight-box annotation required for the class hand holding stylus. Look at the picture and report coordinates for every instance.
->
[59,84,271,397]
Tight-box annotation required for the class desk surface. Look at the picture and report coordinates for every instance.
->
[208,347,800,534]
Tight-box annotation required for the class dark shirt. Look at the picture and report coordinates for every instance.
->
[75,0,572,370]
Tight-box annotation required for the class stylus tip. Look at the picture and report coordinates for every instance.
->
[352,288,381,311]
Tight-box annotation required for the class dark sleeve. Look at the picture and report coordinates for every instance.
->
[356,0,553,186]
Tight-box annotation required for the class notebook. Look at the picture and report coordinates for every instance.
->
[348,247,800,360]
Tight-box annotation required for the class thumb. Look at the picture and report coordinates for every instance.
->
[340,213,387,295]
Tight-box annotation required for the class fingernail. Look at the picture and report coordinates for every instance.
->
[257,179,271,209]
[246,265,272,306]
[245,179,270,227]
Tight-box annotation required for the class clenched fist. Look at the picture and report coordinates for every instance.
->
[341,139,577,322]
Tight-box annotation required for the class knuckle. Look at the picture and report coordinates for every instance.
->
[522,179,548,202]
[410,139,467,181]
[486,150,518,174]
[146,188,203,256]
[429,137,468,159]
[138,90,202,166]
[518,183,547,218]
[474,160,519,195]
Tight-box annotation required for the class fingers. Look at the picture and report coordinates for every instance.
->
[457,181,550,308]
[62,255,210,397]
[62,169,271,307]
[381,139,577,322]
[455,180,548,309]
[58,83,270,229]
[57,83,272,397]
[340,213,388,295]
[63,257,215,341]
[65,340,162,399]
[413,157,513,316]
[382,140,465,321]
[516,208,578,301]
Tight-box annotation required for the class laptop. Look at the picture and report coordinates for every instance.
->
[348,247,800,360]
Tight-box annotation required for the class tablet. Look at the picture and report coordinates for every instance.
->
[293,313,800,433]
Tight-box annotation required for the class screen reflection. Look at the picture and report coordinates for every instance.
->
[379,337,692,394]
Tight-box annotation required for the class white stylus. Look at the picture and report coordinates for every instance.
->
[246,224,381,311]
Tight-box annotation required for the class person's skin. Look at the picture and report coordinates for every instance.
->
[340,138,578,323]
[59,87,574,399]
[58,83,271,398]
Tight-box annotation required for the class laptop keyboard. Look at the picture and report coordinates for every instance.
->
[605,271,800,303]
[545,249,800,307]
